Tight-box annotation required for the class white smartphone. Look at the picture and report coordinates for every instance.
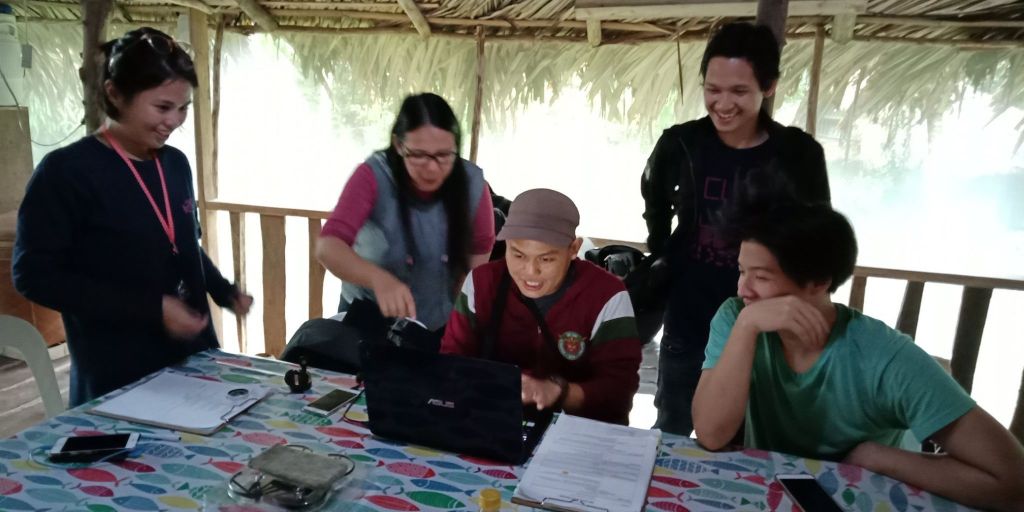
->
[49,433,140,462]
[302,388,358,416]
[776,474,844,512]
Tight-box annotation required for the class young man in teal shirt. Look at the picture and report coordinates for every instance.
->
[692,201,1024,511]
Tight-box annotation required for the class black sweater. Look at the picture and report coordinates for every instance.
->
[13,136,236,406]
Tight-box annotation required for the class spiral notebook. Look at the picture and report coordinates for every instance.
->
[89,371,271,435]
[511,414,661,512]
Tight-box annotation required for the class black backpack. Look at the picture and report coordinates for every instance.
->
[584,245,668,345]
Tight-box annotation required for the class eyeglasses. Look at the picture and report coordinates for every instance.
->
[398,142,458,167]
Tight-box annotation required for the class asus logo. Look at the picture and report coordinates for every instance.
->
[427,398,455,409]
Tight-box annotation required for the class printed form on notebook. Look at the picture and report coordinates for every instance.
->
[512,414,661,512]
[89,371,271,435]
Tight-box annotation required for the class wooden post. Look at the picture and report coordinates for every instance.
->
[806,24,824,136]
[895,281,925,339]
[756,0,789,47]
[308,219,325,319]
[469,27,485,163]
[756,0,788,116]
[80,0,113,133]
[587,19,602,47]
[212,15,225,187]
[189,10,222,336]
[949,286,992,394]
[260,215,287,356]
[848,274,866,311]
[230,212,247,353]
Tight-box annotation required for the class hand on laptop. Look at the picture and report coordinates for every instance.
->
[522,374,565,410]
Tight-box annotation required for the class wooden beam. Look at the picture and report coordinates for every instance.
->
[858,15,1024,30]
[258,9,673,34]
[229,211,247,353]
[80,0,113,133]
[205,200,331,220]
[230,23,818,46]
[396,0,430,37]
[895,280,924,340]
[469,27,485,162]
[949,286,992,394]
[853,266,1024,292]
[201,0,440,10]
[308,218,325,320]
[852,34,1023,49]
[806,23,824,136]
[587,19,602,46]
[574,0,865,21]
[235,0,278,30]
[125,0,213,14]
[832,12,855,43]
[260,214,287,356]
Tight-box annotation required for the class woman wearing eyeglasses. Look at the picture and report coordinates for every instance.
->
[13,27,252,406]
[316,93,495,332]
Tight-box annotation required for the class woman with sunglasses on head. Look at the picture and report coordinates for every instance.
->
[13,27,252,406]
[316,93,495,332]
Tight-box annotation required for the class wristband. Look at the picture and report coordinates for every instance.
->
[549,375,569,411]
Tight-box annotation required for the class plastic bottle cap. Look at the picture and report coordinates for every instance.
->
[479,488,501,511]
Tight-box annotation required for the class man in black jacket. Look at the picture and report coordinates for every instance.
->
[642,22,831,436]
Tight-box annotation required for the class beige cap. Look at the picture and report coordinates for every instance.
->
[496,188,580,247]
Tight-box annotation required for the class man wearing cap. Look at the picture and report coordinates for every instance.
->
[441,189,642,425]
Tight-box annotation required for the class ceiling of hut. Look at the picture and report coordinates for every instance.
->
[8,0,1024,48]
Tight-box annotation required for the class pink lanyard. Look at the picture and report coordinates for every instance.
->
[101,128,177,254]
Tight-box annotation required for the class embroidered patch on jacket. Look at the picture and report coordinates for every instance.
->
[557,331,587,360]
[182,198,195,214]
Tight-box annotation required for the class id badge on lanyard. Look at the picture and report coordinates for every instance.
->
[102,129,188,300]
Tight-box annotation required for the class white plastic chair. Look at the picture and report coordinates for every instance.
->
[0,315,64,418]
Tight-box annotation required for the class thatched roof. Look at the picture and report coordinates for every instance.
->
[13,0,1024,154]
[10,0,1024,47]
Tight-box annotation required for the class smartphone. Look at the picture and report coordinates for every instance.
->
[49,433,139,463]
[776,474,844,512]
[303,388,358,416]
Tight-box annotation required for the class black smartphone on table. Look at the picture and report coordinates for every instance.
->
[776,473,844,512]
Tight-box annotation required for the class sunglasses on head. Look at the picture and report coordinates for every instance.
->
[112,32,195,65]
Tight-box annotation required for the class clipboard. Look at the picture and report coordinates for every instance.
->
[510,414,660,512]
[89,371,271,435]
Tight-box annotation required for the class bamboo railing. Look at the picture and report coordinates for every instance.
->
[207,203,1024,443]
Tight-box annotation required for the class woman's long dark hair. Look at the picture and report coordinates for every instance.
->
[385,93,471,281]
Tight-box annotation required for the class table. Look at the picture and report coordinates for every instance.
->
[0,350,972,511]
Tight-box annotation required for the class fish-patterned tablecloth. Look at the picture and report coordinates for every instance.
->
[0,350,972,511]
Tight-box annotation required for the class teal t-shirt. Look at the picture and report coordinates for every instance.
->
[703,297,976,461]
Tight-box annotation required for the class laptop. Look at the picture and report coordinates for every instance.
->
[362,344,553,464]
